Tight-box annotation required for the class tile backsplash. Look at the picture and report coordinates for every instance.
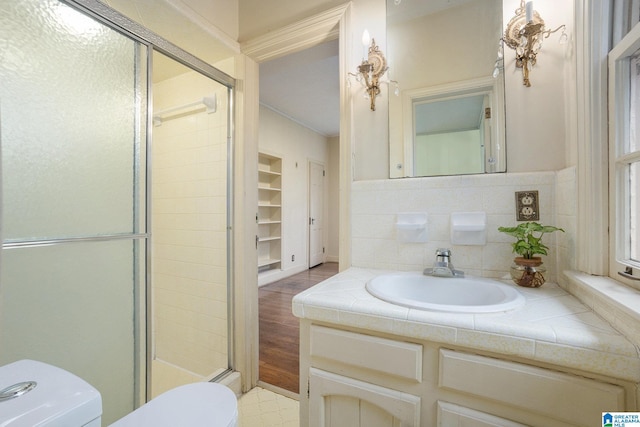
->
[351,167,577,282]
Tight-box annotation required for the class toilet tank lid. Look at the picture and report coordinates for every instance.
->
[0,359,102,426]
[110,382,237,427]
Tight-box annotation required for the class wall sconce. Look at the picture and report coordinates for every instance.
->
[503,0,567,87]
[349,30,391,111]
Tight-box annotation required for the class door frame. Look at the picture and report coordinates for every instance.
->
[308,160,326,268]
[240,3,351,391]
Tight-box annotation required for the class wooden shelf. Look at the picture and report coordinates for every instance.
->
[259,168,282,176]
[258,152,283,277]
[258,220,282,225]
[258,257,282,268]
[258,236,281,242]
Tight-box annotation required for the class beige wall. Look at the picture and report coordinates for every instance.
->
[259,106,333,275]
[350,0,389,180]
[502,0,575,173]
[387,0,500,88]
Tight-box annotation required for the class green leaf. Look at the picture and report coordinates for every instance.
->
[497,221,564,258]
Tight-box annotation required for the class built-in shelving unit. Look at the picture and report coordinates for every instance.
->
[258,152,282,283]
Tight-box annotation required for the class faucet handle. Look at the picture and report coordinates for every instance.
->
[435,248,451,258]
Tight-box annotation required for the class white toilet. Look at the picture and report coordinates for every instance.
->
[111,382,238,427]
[0,360,238,427]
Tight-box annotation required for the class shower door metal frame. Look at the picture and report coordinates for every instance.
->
[57,0,237,403]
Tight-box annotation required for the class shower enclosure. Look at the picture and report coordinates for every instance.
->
[0,0,234,424]
[150,51,233,397]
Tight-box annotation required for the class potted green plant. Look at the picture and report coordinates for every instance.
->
[498,222,564,287]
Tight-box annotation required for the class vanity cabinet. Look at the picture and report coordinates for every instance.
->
[300,322,632,427]
[306,326,422,427]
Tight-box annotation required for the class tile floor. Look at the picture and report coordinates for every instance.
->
[237,387,299,427]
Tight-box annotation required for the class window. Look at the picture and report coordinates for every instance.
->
[609,12,640,288]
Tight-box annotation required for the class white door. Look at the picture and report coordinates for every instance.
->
[309,161,324,268]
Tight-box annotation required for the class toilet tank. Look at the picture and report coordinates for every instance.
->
[0,359,102,426]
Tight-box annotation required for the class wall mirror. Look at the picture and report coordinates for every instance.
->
[387,0,506,178]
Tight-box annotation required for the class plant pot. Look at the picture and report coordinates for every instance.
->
[510,257,546,288]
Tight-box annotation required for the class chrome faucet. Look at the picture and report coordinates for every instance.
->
[423,248,464,277]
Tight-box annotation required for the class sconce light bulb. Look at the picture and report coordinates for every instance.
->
[362,29,370,48]
[493,67,500,79]
[525,1,533,23]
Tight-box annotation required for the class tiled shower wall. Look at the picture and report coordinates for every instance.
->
[351,168,577,283]
[152,70,228,377]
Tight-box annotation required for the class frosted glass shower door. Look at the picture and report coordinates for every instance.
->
[0,1,147,424]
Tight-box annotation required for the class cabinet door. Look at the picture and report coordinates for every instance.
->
[309,368,420,427]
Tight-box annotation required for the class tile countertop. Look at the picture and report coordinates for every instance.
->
[292,268,640,383]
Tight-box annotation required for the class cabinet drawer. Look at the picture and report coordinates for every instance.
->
[439,349,625,426]
[437,401,528,427]
[310,325,423,382]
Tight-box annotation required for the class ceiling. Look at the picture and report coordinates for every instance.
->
[415,95,485,135]
[259,39,340,138]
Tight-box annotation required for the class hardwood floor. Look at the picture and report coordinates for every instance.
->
[259,262,339,394]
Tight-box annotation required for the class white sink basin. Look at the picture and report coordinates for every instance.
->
[366,273,525,313]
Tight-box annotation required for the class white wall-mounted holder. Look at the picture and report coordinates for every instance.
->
[396,212,428,243]
[153,94,217,126]
[451,212,487,245]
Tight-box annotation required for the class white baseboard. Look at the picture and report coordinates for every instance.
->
[258,264,308,286]
[325,255,339,263]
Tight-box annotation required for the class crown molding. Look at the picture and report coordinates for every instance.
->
[240,3,349,63]
[166,0,240,54]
